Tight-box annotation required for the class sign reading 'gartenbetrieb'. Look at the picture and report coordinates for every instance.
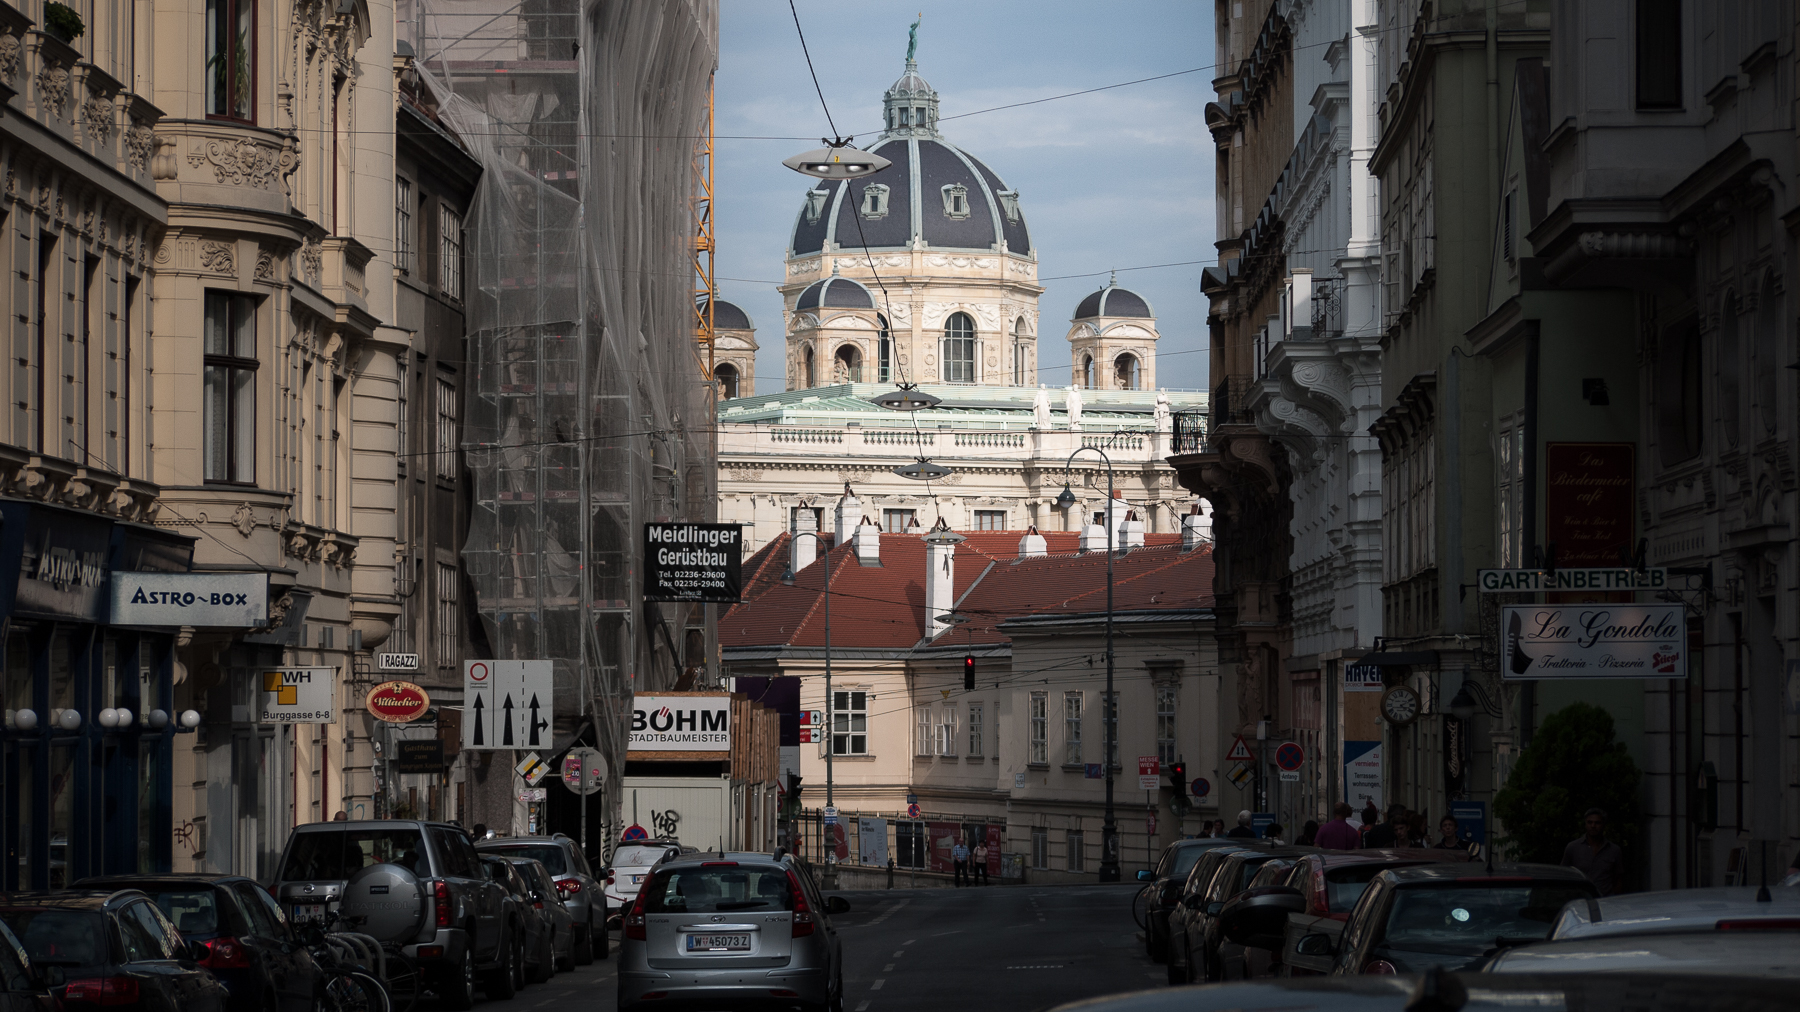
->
[643,523,742,603]
[1501,605,1686,680]
[630,694,731,751]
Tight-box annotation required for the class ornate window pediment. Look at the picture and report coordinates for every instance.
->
[804,188,829,224]
[997,189,1021,223]
[940,183,970,219]
[860,183,890,219]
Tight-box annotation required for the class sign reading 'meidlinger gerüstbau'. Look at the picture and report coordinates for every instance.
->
[1502,605,1686,680]
[642,523,742,603]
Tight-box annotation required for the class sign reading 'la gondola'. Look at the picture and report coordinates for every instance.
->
[1501,605,1686,680]
[643,523,742,603]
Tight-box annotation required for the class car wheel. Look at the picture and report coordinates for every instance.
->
[485,930,520,1000]
[437,950,477,1011]
[1165,958,1187,987]
[557,924,578,973]
[594,911,610,960]
[574,916,596,966]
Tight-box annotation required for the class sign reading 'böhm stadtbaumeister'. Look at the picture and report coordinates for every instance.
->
[629,694,731,751]
[643,523,742,603]
[1501,605,1686,680]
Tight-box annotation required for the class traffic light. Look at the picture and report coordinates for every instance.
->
[963,654,975,691]
[1169,759,1187,799]
[785,772,803,810]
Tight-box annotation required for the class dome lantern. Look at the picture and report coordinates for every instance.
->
[883,58,941,139]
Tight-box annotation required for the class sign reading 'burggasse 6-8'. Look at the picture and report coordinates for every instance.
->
[643,523,743,603]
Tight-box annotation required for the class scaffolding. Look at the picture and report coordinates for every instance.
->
[693,78,717,380]
[408,0,720,834]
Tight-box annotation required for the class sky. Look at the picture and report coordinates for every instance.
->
[714,0,1216,393]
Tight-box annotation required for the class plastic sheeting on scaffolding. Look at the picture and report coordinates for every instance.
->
[407,0,720,838]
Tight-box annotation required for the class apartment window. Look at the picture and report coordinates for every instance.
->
[389,595,414,655]
[1383,431,1436,585]
[1030,828,1048,869]
[916,706,933,756]
[936,705,957,756]
[968,702,984,757]
[396,178,415,274]
[434,378,458,480]
[1063,692,1083,766]
[860,183,890,219]
[439,206,464,297]
[973,510,1005,531]
[1635,0,1682,109]
[1156,686,1177,766]
[1029,691,1048,764]
[205,0,255,121]
[942,313,976,384]
[436,563,459,668]
[882,508,916,533]
[1496,413,1525,568]
[1066,830,1085,872]
[203,292,257,483]
[832,690,867,755]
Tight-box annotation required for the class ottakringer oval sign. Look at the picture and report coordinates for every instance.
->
[366,680,431,723]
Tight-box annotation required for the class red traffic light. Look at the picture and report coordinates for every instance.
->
[963,655,975,691]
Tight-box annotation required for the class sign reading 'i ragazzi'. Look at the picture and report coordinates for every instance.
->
[629,695,731,751]
[642,523,743,603]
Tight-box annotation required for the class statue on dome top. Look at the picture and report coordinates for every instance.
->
[907,17,921,63]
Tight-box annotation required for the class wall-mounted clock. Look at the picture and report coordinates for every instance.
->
[1380,685,1422,726]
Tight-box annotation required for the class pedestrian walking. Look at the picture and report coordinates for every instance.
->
[952,838,971,887]
[1226,810,1257,839]
[1433,815,1463,850]
[1315,802,1361,850]
[972,839,989,884]
[1295,820,1320,847]
[1264,823,1285,845]
[1560,808,1625,896]
[1363,805,1405,848]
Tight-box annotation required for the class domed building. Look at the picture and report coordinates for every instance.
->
[1069,277,1162,391]
[782,55,1042,389]
[707,298,759,399]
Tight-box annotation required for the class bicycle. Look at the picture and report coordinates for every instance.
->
[311,912,424,1012]
[303,920,389,1012]
[1131,882,1154,930]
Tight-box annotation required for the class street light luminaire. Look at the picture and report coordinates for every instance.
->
[1054,483,1078,511]
[894,457,951,481]
[871,383,942,411]
[782,144,892,180]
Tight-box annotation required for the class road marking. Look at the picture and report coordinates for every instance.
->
[903,939,916,945]
[930,930,963,937]
[1006,965,1064,970]
[892,951,904,958]
[865,899,911,927]
[883,964,894,971]
[856,1002,871,1011]
[871,979,885,990]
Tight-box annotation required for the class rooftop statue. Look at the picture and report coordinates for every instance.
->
[1033,385,1052,429]
[907,17,920,63]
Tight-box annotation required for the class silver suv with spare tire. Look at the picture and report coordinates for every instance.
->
[272,820,512,1009]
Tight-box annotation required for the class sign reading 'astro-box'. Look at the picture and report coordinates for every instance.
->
[629,694,731,751]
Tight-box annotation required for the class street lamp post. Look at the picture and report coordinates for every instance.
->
[1055,446,1121,883]
[785,530,836,887]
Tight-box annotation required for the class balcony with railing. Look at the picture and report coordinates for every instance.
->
[1171,410,1208,455]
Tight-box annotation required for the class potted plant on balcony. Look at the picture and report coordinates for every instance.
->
[43,2,85,44]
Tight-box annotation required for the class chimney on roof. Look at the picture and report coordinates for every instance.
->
[1018,525,1047,559]
[1121,509,1145,550]
[791,508,819,573]
[1079,511,1108,552]
[834,483,860,541]
[1105,489,1129,548]
[925,522,955,632]
[1182,501,1210,551]
[853,514,882,565]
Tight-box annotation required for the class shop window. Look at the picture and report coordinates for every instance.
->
[206,0,255,121]
[203,291,257,484]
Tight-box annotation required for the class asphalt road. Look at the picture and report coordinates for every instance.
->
[435,883,1158,1012]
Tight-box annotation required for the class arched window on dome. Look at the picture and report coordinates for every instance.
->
[1012,317,1029,386]
[1114,353,1140,391]
[714,363,740,400]
[803,346,816,389]
[834,344,862,383]
[1082,355,1095,389]
[877,315,892,384]
[942,313,976,384]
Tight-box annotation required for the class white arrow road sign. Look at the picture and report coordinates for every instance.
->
[463,660,557,751]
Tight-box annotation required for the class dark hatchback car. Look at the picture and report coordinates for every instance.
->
[1137,839,1245,963]
[77,873,320,1012]
[0,890,230,1012]
[1308,864,1597,975]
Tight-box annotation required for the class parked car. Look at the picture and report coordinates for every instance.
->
[1162,844,1262,984]
[1485,930,1800,977]
[271,819,509,1010]
[1171,848,1305,984]
[1545,885,1800,940]
[0,889,231,1012]
[618,850,850,1012]
[479,856,535,996]
[1137,839,1247,963]
[75,873,320,1012]
[606,840,683,916]
[1044,971,1798,1012]
[1295,863,1596,975]
[476,833,609,962]
[507,857,577,977]
[0,915,73,1010]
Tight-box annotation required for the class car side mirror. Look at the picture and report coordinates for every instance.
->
[1295,933,1336,956]
[826,896,851,914]
[1181,894,1200,909]
[1205,902,1224,917]
[1136,869,1153,882]
[187,939,211,963]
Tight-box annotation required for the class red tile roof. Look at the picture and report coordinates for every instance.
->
[722,531,1212,651]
